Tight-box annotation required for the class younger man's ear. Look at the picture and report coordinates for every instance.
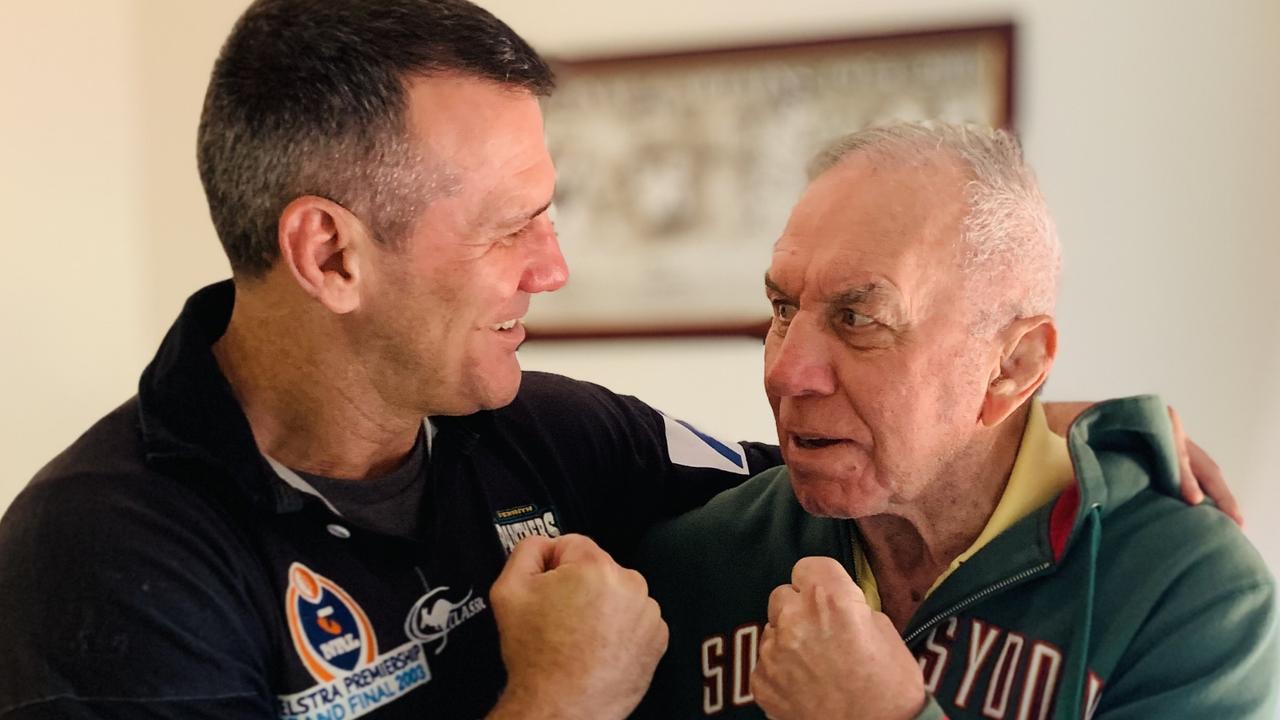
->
[980,316,1058,427]
[277,196,367,315]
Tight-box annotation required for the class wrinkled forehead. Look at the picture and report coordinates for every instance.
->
[769,153,970,298]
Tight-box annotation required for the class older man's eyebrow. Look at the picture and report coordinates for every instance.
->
[764,274,786,295]
[829,283,895,306]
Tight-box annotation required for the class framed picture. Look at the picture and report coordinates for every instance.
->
[527,25,1015,339]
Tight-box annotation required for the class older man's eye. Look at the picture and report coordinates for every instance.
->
[771,300,797,323]
[840,309,873,328]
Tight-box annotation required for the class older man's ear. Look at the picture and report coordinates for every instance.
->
[979,316,1058,427]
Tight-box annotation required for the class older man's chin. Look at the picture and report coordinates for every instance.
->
[788,471,885,520]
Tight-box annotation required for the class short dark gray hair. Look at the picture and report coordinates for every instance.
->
[810,122,1061,335]
[197,0,555,278]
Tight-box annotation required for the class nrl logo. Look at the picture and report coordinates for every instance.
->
[404,586,488,654]
[284,562,378,683]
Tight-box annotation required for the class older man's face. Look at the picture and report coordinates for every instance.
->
[763,152,998,518]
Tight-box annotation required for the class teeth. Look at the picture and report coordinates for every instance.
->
[491,319,520,331]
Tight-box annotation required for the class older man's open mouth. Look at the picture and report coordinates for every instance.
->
[791,434,850,450]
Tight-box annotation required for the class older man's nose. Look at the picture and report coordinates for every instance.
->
[764,320,837,398]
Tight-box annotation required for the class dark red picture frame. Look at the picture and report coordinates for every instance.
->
[527,24,1015,341]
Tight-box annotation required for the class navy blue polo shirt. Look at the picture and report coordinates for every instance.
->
[0,281,781,719]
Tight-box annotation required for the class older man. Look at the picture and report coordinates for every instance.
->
[635,124,1276,719]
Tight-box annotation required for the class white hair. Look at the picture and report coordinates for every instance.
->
[808,122,1061,335]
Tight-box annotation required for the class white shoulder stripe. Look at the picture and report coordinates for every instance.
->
[662,414,750,475]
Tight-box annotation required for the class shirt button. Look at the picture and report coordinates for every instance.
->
[327,524,352,539]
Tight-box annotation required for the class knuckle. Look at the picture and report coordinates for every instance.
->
[828,592,855,615]
[758,633,777,662]
[829,583,864,609]
[564,532,600,549]
[624,567,649,593]
[777,602,801,627]
[768,585,796,613]
[795,554,844,578]
[655,618,670,653]
[517,533,552,552]
[774,623,801,650]
[645,595,663,620]
[561,533,599,553]
[749,660,770,685]
[488,578,514,604]
[489,580,507,599]
[768,594,798,622]
[751,675,779,710]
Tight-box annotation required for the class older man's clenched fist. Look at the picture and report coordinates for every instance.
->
[752,557,926,720]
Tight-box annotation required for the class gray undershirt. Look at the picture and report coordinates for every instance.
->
[296,428,428,540]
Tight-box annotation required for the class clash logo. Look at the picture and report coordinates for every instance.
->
[404,585,488,655]
[286,562,379,683]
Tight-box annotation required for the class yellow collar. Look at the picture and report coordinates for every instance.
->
[855,399,1075,611]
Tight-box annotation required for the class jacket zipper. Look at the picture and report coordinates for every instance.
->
[902,561,1051,644]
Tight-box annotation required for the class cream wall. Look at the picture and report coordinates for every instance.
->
[136,2,248,329]
[2,0,1276,583]
[1,1,151,492]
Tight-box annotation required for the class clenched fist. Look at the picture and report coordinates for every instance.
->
[751,557,926,720]
[487,534,668,720]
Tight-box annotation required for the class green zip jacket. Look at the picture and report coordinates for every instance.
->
[633,396,1278,719]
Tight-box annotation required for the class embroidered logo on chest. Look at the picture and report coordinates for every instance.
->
[286,562,379,681]
[404,585,488,654]
[279,563,433,719]
[492,504,562,555]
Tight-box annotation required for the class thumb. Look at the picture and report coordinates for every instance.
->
[790,556,857,596]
